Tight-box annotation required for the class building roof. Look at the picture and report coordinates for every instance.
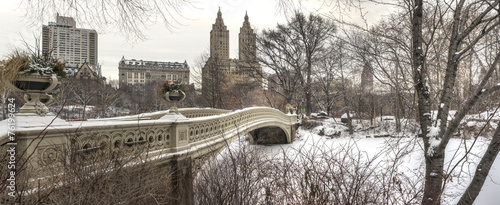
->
[75,62,99,79]
[119,56,189,70]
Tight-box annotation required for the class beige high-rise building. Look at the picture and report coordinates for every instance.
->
[239,12,257,62]
[210,9,230,60]
[202,9,262,95]
[42,15,98,68]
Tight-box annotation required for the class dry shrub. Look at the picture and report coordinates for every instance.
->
[194,137,424,204]
[1,50,31,82]
[194,139,272,204]
[0,132,174,204]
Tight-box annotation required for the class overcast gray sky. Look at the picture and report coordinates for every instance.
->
[0,0,394,82]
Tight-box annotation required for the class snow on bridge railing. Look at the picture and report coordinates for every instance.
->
[83,108,231,122]
[0,107,297,172]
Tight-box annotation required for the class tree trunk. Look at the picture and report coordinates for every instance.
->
[339,45,353,135]
[411,0,444,203]
[423,149,445,205]
[395,89,402,133]
[82,103,87,119]
[305,70,312,117]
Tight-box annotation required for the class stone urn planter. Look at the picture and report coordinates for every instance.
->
[157,80,188,120]
[12,73,60,92]
[11,73,61,116]
[3,50,66,119]
[0,49,70,129]
[163,90,186,114]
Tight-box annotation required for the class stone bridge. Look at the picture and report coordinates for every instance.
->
[0,107,297,204]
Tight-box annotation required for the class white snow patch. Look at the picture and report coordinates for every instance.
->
[341,112,356,119]
[427,120,441,138]
[466,121,477,127]
[440,103,445,108]
[427,137,441,156]
[427,127,440,138]
[426,120,441,156]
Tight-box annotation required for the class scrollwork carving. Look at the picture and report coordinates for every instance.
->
[179,129,187,141]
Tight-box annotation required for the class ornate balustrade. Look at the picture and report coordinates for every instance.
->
[1,107,297,169]
[0,106,297,204]
[83,107,231,121]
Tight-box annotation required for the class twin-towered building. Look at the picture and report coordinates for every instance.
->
[120,8,261,89]
[202,8,262,93]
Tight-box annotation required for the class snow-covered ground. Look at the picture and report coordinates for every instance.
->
[467,110,500,121]
[263,131,498,204]
[212,116,499,204]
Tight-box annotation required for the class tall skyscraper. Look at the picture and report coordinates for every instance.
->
[42,15,98,68]
[210,8,230,60]
[361,63,374,92]
[239,12,257,62]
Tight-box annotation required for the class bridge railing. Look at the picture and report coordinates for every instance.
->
[83,108,231,121]
[1,107,297,173]
[186,107,296,145]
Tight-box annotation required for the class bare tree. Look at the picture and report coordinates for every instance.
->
[276,1,500,204]
[407,0,500,204]
[312,40,343,116]
[346,13,415,132]
[95,83,120,118]
[257,25,303,107]
[201,54,230,109]
[290,12,336,116]
[71,79,99,119]
[336,41,355,135]
[20,0,195,41]
[257,12,336,115]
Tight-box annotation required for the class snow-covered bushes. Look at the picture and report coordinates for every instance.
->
[194,137,423,204]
